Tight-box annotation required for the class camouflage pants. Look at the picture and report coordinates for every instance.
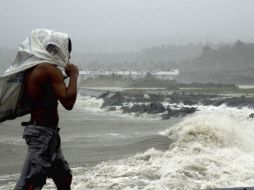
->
[16,125,72,190]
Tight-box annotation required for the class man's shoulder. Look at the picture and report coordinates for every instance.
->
[34,63,62,74]
[36,63,59,70]
[31,63,63,80]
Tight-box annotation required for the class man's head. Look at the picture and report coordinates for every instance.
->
[36,29,72,64]
[68,38,72,60]
[68,38,72,54]
[3,29,71,76]
[46,38,71,59]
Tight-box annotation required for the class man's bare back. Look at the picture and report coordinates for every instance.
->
[23,63,79,128]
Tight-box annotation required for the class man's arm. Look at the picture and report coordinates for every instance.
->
[48,63,79,110]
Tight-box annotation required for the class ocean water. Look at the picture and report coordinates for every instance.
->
[1,94,254,189]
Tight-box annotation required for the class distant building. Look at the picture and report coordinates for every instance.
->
[79,69,179,80]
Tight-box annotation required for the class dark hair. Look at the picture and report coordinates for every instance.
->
[68,38,72,53]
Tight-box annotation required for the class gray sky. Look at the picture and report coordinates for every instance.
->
[0,0,254,52]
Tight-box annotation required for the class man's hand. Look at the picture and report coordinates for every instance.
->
[65,63,79,78]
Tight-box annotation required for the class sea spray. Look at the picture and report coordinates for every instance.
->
[157,108,254,189]
[67,106,254,190]
[76,94,160,120]
[2,106,254,189]
[75,94,104,112]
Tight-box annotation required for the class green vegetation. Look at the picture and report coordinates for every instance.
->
[80,73,179,89]
[128,73,178,89]
[179,40,254,83]
[1,40,254,85]
[80,73,254,95]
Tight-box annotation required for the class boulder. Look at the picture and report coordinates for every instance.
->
[160,106,197,120]
[147,102,165,114]
[249,113,254,118]
[106,106,116,111]
[129,104,148,114]
[225,97,254,108]
[97,91,110,99]
[161,113,170,120]
[122,102,165,115]
[121,106,130,113]
[144,93,150,100]
[122,104,148,114]
[179,107,197,114]
[101,92,123,108]
[183,99,196,105]
[213,99,226,106]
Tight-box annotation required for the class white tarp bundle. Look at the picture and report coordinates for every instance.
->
[0,29,70,122]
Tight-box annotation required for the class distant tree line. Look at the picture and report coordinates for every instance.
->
[1,41,254,84]
[178,40,254,84]
[72,43,202,71]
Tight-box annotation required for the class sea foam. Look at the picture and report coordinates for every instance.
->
[75,94,104,112]
[2,106,254,190]
[67,106,254,190]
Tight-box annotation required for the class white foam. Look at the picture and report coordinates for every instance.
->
[75,94,160,120]
[75,95,104,112]
[65,106,254,189]
[3,105,254,189]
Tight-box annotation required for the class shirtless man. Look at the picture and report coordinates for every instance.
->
[15,39,79,190]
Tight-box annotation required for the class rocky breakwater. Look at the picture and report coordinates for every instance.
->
[98,91,198,120]
[99,91,124,110]
[80,88,254,119]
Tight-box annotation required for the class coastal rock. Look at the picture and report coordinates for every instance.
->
[183,99,196,105]
[161,106,197,120]
[180,107,197,114]
[100,92,123,108]
[143,93,150,100]
[212,99,226,106]
[97,91,110,99]
[161,113,171,120]
[121,106,129,113]
[148,94,164,102]
[122,102,165,115]
[129,104,148,114]
[167,92,222,106]
[122,104,148,114]
[249,113,254,118]
[126,93,164,103]
[210,97,254,108]
[225,97,254,108]
[106,106,116,111]
[147,102,165,114]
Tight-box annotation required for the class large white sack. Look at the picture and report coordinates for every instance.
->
[0,29,70,122]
